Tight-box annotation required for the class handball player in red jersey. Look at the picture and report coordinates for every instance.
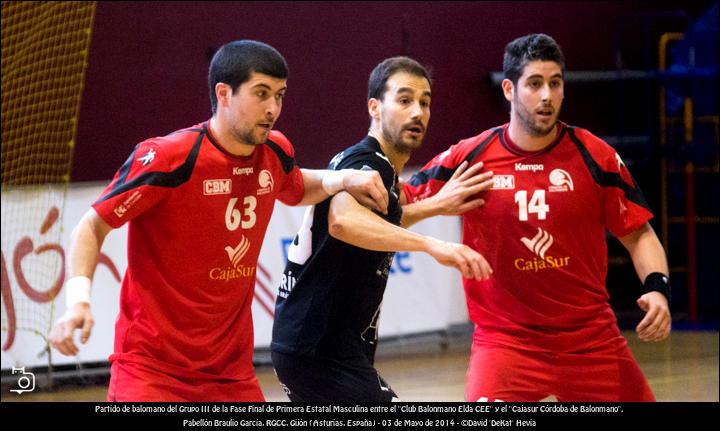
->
[402,34,671,402]
[49,40,389,401]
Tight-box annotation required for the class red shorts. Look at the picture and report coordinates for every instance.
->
[465,337,655,402]
[107,361,265,402]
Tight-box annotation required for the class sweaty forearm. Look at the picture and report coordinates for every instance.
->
[401,198,442,228]
[619,223,669,281]
[297,169,331,206]
[329,192,434,253]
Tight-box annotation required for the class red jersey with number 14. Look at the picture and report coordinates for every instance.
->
[92,120,304,390]
[405,122,652,352]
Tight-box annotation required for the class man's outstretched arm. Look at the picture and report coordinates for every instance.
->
[299,168,389,214]
[329,191,492,281]
[48,209,113,356]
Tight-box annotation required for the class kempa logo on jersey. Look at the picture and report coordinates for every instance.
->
[209,237,256,281]
[113,191,142,218]
[548,169,574,192]
[257,170,274,195]
[514,227,570,272]
[203,179,231,195]
[491,175,515,190]
[515,163,544,172]
[233,167,253,176]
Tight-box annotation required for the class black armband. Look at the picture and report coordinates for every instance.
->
[643,272,671,305]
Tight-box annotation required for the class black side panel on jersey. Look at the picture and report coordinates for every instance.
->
[567,127,651,210]
[265,139,296,175]
[407,128,501,187]
[95,129,204,204]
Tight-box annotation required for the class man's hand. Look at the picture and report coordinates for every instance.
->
[342,169,389,215]
[49,303,94,356]
[636,291,671,342]
[427,238,493,280]
[428,161,494,215]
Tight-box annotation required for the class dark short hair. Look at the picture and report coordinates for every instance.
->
[208,40,288,114]
[367,56,432,101]
[503,34,565,84]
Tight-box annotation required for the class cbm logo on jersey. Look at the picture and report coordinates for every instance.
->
[491,175,515,190]
[204,179,232,195]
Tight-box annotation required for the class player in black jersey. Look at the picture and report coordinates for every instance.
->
[271,57,494,401]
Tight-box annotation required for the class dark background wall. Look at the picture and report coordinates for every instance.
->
[72,1,708,180]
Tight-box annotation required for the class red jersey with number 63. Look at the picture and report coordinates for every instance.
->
[92,120,304,383]
[404,122,652,352]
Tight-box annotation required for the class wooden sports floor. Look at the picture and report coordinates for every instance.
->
[4,330,718,402]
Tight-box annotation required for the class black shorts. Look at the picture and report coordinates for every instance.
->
[271,350,397,402]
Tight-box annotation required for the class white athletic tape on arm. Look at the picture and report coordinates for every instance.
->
[65,276,92,307]
[322,170,345,195]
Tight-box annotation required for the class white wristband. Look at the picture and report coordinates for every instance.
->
[322,170,345,195]
[65,276,92,308]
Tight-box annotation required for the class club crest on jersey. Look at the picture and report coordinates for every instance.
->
[515,227,570,272]
[136,149,155,166]
[491,175,515,190]
[203,179,231,195]
[257,170,274,195]
[548,169,574,192]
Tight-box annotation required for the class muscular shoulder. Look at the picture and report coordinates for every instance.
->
[458,126,501,149]
[340,142,393,173]
[152,124,204,147]
[132,124,205,170]
[448,126,504,162]
[264,130,297,174]
[331,138,396,190]
[266,130,296,157]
